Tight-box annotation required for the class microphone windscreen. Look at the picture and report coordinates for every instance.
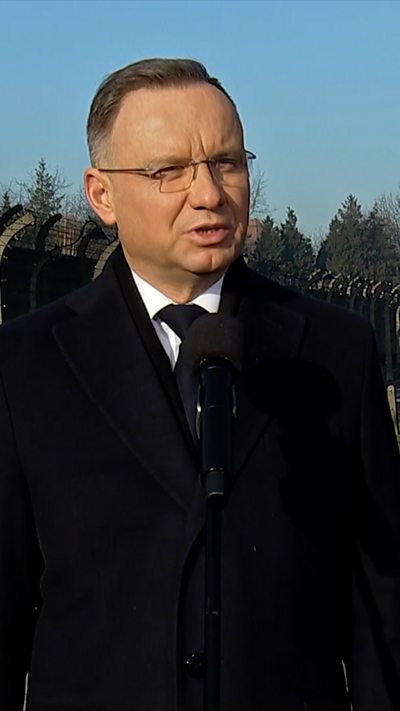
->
[181,313,243,373]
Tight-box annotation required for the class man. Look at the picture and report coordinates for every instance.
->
[1,58,399,711]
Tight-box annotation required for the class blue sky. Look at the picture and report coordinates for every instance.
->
[1,0,400,236]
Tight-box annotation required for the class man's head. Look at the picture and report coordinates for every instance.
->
[85,58,251,302]
[87,58,239,167]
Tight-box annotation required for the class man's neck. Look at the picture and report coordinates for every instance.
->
[123,255,227,303]
[151,276,223,304]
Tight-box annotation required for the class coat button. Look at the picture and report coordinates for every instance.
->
[185,651,205,678]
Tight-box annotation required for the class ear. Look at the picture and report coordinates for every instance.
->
[84,167,117,226]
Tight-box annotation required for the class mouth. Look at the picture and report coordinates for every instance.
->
[189,224,232,244]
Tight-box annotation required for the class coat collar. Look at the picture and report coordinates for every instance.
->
[53,246,307,517]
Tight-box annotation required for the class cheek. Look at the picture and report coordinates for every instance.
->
[239,187,250,218]
[113,185,159,230]
[227,188,249,223]
[156,196,189,232]
[238,181,250,209]
[132,183,184,221]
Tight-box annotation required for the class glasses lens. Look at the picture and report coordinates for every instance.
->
[159,165,192,193]
[160,154,255,193]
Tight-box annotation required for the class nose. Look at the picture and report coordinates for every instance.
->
[187,161,225,209]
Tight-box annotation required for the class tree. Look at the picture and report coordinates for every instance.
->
[317,195,363,275]
[0,181,18,216]
[373,189,400,251]
[63,186,98,224]
[249,169,269,219]
[63,186,121,244]
[361,209,400,280]
[278,207,314,286]
[0,189,12,215]
[248,208,314,287]
[317,194,400,280]
[19,158,69,227]
[248,215,282,277]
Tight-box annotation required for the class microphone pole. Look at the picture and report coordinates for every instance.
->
[183,314,243,711]
[200,357,236,711]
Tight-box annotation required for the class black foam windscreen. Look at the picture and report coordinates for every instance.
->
[180,313,244,373]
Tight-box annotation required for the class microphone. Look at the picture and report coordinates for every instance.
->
[181,313,243,501]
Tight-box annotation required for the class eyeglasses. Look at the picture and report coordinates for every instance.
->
[97,150,256,193]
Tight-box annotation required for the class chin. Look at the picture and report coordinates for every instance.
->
[189,246,240,276]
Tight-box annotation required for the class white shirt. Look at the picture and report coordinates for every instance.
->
[130,269,223,368]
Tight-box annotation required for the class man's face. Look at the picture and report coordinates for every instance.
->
[87,83,249,300]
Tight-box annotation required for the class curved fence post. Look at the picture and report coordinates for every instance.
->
[92,239,119,280]
[0,211,35,324]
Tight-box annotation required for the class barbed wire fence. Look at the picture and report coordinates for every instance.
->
[1,205,399,443]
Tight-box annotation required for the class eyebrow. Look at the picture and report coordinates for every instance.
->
[147,150,242,166]
[146,154,188,167]
[210,151,242,159]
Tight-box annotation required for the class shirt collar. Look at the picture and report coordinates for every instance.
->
[130,269,224,319]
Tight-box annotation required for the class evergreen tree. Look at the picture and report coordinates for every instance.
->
[248,215,282,278]
[249,208,314,287]
[20,158,69,226]
[317,195,400,279]
[278,207,314,286]
[361,209,399,280]
[317,195,363,275]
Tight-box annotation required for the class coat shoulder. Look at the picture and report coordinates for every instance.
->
[0,273,108,363]
[245,266,373,339]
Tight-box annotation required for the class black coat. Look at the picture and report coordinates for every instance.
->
[1,248,399,711]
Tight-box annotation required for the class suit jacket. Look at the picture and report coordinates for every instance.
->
[0,246,399,711]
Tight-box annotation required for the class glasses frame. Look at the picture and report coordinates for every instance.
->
[97,150,256,192]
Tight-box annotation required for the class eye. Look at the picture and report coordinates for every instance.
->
[215,157,240,171]
[151,164,186,180]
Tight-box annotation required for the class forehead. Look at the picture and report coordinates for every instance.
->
[110,83,244,161]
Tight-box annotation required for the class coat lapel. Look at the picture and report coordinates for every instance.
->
[52,252,197,513]
[234,279,307,474]
[183,261,308,545]
[218,258,307,475]
[111,245,197,454]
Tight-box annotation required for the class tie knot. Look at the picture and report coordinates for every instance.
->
[157,304,207,341]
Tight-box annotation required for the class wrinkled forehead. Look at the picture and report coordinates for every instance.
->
[109,84,245,163]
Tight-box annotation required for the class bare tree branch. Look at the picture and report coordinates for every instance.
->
[249,169,269,218]
[374,189,400,249]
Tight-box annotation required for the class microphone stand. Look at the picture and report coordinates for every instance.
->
[199,358,235,711]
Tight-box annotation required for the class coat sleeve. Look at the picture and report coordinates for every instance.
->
[350,324,400,711]
[0,370,42,710]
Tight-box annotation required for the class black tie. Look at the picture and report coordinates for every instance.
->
[158,304,207,439]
